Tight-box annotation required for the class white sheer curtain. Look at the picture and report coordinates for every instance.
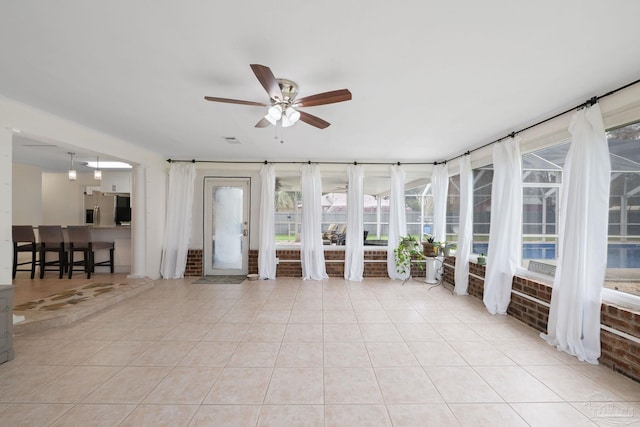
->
[483,137,522,314]
[387,165,407,280]
[455,155,473,295]
[160,162,196,279]
[258,164,276,279]
[300,164,328,280]
[541,104,611,364]
[345,164,364,281]
[431,163,449,243]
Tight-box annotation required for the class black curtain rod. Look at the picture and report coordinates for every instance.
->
[445,76,640,164]
[166,159,440,166]
[169,76,640,168]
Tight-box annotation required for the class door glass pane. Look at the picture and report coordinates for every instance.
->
[212,186,243,270]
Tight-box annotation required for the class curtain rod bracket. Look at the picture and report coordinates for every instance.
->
[353,161,357,165]
[191,159,195,163]
[167,159,172,163]
[587,96,598,107]
[397,161,401,166]
[308,160,311,165]
[264,160,268,165]
[509,132,516,139]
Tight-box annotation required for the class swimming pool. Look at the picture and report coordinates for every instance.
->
[471,243,640,268]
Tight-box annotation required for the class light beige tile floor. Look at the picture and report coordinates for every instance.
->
[3,275,640,426]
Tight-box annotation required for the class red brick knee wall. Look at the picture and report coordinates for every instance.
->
[189,248,438,278]
[190,248,398,278]
[444,259,640,383]
[190,248,431,278]
[185,249,203,277]
[250,248,429,278]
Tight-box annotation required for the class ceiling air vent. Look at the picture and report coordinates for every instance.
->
[224,137,241,144]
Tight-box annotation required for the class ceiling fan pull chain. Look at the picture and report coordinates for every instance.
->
[278,120,285,144]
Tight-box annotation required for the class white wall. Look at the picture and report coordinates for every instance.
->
[0,129,11,284]
[12,163,43,226]
[41,172,103,226]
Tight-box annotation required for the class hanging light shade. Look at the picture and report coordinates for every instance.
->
[264,114,277,126]
[281,107,301,128]
[267,104,283,121]
[94,156,102,180]
[68,152,77,181]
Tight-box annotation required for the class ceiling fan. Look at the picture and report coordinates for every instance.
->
[204,64,352,129]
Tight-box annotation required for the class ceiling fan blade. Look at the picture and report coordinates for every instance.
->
[295,89,352,107]
[299,111,330,129]
[255,117,271,128]
[250,64,282,101]
[204,96,267,106]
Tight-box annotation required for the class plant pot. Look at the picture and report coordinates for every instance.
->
[422,242,438,257]
[477,256,486,265]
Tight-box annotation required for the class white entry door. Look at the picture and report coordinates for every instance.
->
[203,177,250,276]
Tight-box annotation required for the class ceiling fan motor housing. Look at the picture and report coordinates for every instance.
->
[276,79,298,104]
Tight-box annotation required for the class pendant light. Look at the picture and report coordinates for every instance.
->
[68,152,77,181]
[94,156,102,180]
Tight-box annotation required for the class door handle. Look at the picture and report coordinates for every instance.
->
[243,229,248,236]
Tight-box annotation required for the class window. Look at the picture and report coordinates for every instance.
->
[406,183,428,238]
[521,143,569,272]
[472,165,493,254]
[274,176,301,244]
[322,191,347,245]
[512,121,640,300]
[606,121,640,296]
[363,192,387,244]
[447,175,460,245]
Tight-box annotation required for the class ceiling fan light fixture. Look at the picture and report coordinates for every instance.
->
[281,107,300,127]
[264,114,277,126]
[267,104,282,120]
[285,107,301,123]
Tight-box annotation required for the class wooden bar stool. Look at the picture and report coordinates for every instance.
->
[67,226,92,279]
[38,225,68,279]
[12,225,40,279]
[67,226,114,278]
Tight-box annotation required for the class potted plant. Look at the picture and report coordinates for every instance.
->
[441,242,456,257]
[477,253,486,265]
[422,235,439,257]
[394,235,426,275]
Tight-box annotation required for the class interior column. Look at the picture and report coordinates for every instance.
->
[128,164,147,278]
[0,128,12,283]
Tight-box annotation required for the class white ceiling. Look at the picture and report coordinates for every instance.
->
[2,1,640,172]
